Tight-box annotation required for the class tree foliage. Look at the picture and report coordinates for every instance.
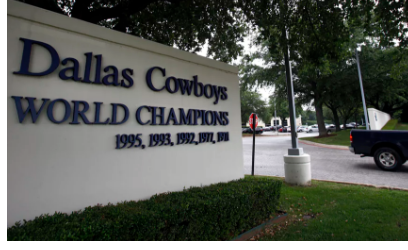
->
[240,88,268,125]
[239,0,407,135]
[359,46,408,116]
[18,0,247,62]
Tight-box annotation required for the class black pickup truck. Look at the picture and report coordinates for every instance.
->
[349,130,408,171]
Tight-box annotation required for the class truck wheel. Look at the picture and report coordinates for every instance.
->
[374,147,403,171]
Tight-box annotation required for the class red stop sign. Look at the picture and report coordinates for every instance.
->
[249,113,258,130]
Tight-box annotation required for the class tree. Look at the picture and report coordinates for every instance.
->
[261,108,273,126]
[399,104,408,123]
[272,97,290,124]
[239,0,407,136]
[239,0,353,136]
[268,94,302,125]
[300,110,309,126]
[321,58,363,131]
[18,0,247,62]
[240,88,268,125]
[358,46,408,116]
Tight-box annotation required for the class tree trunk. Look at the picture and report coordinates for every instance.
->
[315,101,327,136]
[331,108,341,131]
[313,83,327,136]
[343,118,348,129]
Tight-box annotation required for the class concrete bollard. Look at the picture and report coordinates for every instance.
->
[283,154,311,186]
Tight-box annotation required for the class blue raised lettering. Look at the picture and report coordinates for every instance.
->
[12,96,49,123]
[59,58,82,81]
[13,38,60,76]
[150,107,166,125]
[82,52,93,83]
[121,68,134,88]
[136,106,151,125]
[110,103,129,125]
[47,99,71,124]
[166,108,180,125]
[94,102,110,124]
[70,100,92,124]
[146,66,166,91]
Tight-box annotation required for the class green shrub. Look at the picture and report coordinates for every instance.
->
[381,119,398,130]
[8,177,282,241]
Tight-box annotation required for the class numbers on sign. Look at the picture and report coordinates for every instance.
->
[177,133,185,145]
[115,133,143,149]
[164,133,171,145]
[199,132,207,143]
[115,132,227,149]
[134,134,142,147]
[217,132,230,142]
[149,133,172,147]
[127,134,136,148]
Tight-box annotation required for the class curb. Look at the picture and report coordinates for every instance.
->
[231,213,288,241]
[253,175,408,192]
[298,139,349,150]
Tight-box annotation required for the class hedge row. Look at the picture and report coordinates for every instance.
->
[8,177,282,241]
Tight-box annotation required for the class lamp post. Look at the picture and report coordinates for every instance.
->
[355,48,370,130]
[282,28,311,186]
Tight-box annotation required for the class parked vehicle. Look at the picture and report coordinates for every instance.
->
[287,126,291,132]
[325,124,340,134]
[341,123,357,129]
[263,126,271,131]
[349,130,408,171]
[242,128,252,133]
[255,127,264,134]
[278,126,288,133]
[297,126,308,132]
[243,127,264,134]
[306,125,319,133]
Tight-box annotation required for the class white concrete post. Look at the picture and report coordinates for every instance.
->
[284,154,312,186]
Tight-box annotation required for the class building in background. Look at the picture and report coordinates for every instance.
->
[271,115,302,127]
[245,115,302,128]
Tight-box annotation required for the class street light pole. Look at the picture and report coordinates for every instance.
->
[355,48,370,130]
[282,27,311,186]
[283,29,301,155]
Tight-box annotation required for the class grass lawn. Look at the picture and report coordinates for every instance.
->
[382,119,398,130]
[300,129,351,147]
[248,176,408,241]
[394,123,408,131]
[381,120,408,131]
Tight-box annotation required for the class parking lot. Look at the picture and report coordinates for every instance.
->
[243,132,408,189]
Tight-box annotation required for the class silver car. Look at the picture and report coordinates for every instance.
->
[297,126,308,132]
[307,125,319,133]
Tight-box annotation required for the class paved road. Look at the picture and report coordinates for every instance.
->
[243,132,408,189]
